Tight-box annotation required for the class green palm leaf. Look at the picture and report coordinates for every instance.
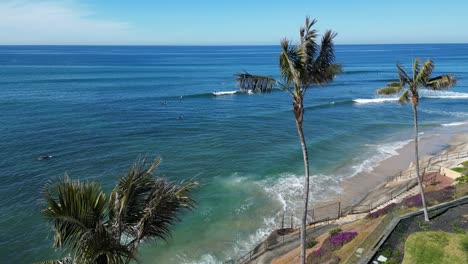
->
[398,89,411,105]
[109,158,158,230]
[40,157,197,264]
[397,64,411,86]
[234,72,276,93]
[376,85,402,95]
[426,74,457,89]
[415,59,434,84]
[310,30,338,85]
[42,176,108,251]
[128,179,197,248]
[279,38,302,87]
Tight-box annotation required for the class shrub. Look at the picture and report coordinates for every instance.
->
[312,246,328,257]
[402,187,456,208]
[456,175,468,184]
[366,203,396,219]
[329,231,358,247]
[328,228,342,237]
[402,194,422,207]
[306,239,318,249]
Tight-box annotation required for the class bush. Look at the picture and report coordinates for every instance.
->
[456,175,468,184]
[311,231,358,263]
[306,239,318,249]
[329,231,358,247]
[366,203,397,219]
[402,187,456,208]
[328,228,342,237]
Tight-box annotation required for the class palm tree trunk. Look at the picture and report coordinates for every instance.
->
[412,104,430,222]
[294,103,310,264]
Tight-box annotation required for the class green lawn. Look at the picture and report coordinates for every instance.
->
[402,231,468,264]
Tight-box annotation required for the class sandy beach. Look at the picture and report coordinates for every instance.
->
[333,124,468,209]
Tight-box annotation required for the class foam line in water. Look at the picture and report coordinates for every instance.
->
[213,90,238,96]
[351,139,412,176]
[441,121,468,127]
[420,90,468,99]
[352,98,398,104]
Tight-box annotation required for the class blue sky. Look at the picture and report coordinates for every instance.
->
[0,0,466,45]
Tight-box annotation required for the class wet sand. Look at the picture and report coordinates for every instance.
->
[335,125,468,208]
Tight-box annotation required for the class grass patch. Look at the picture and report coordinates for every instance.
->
[452,160,468,177]
[454,183,468,198]
[402,232,468,264]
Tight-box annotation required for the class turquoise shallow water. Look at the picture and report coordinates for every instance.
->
[0,45,467,263]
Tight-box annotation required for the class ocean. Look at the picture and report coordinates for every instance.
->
[0,44,467,263]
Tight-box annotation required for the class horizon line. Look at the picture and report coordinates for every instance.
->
[0,42,468,47]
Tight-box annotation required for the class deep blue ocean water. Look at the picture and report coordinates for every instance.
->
[0,44,467,263]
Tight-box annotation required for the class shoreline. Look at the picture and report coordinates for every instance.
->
[316,123,468,211]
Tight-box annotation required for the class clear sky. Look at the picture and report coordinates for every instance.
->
[1,0,466,45]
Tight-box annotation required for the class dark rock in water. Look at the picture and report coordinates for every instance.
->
[38,155,53,160]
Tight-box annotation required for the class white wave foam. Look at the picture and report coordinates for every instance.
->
[441,121,468,127]
[420,90,468,99]
[213,90,237,96]
[258,173,341,219]
[176,253,220,264]
[352,98,398,104]
[231,216,276,256]
[351,139,412,176]
[420,109,468,118]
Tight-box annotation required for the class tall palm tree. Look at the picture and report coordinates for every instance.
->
[376,58,456,221]
[38,157,197,264]
[236,17,341,264]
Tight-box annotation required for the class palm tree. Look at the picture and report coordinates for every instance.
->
[236,17,341,264]
[376,58,456,221]
[38,157,197,264]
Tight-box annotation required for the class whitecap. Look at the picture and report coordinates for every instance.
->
[420,90,468,99]
[352,98,398,104]
[441,121,468,127]
[213,91,237,96]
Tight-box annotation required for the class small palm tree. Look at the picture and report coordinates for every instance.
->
[376,58,456,221]
[38,157,197,264]
[236,17,341,264]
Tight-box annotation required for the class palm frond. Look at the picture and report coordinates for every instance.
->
[415,59,434,85]
[42,176,108,251]
[300,16,318,67]
[279,38,303,87]
[398,89,411,105]
[76,223,135,264]
[412,57,421,82]
[310,30,338,85]
[426,74,457,90]
[376,85,402,95]
[397,64,411,86]
[109,158,160,231]
[126,178,198,249]
[387,81,401,87]
[234,72,276,93]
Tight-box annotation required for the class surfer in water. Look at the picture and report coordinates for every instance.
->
[38,155,53,160]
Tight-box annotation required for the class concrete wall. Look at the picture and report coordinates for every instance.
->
[440,167,462,180]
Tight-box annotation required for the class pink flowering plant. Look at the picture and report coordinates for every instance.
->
[366,203,396,219]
